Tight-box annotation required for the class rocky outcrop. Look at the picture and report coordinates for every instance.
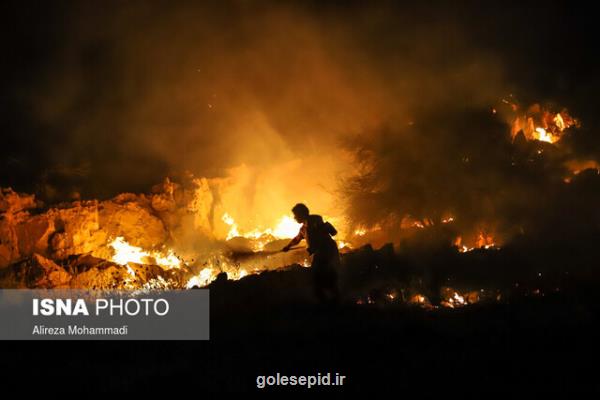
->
[0,192,169,268]
[0,253,71,288]
[0,176,272,289]
[0,188,42,267]
[0,253,186,289]
[0,177,220,269]
[0,188,37,214]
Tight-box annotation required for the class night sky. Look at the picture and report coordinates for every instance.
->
[2,1,599,207]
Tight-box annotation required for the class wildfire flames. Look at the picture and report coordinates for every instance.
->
[509,102,578,144]
[110,237,182,270]
[222,212,302,249]
[358,287,492,309]
[105,210,343,290]
[185,213,307,288]
[0,96,588,309]
[108,235,254,289]
[185,266,249,289]
[454,232,498,253]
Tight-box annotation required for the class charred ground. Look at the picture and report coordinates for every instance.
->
[5,237,600,393]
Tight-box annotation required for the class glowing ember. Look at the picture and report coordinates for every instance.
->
[354,286,491,309]
[440,288,483,308]
[386,290,398,301]
[401,216,435,229]
[135,276,180,292]
[454,233,498,252]
[408,294,428,305]
[442,291,466,308]
[564,159,600,176]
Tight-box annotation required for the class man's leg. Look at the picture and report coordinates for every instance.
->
[312,253,329,302]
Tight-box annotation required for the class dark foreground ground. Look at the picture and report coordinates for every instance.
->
[5,239,600,393]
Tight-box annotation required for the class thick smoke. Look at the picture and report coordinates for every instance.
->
[2,2,599,244]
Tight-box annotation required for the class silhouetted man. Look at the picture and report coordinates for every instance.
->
[283,203,340,303]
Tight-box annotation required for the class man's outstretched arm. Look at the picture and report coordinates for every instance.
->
[282,230,304,251]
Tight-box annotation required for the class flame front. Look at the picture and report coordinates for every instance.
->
[509,103,578,144]
[185,264,250,289]
[110,237,149,266]
[272,216,303,238]
[222,213,241,240]
[454,232,498,253]
[223,213,302,241]
[533,127,558,144]
[109,236,182,270]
